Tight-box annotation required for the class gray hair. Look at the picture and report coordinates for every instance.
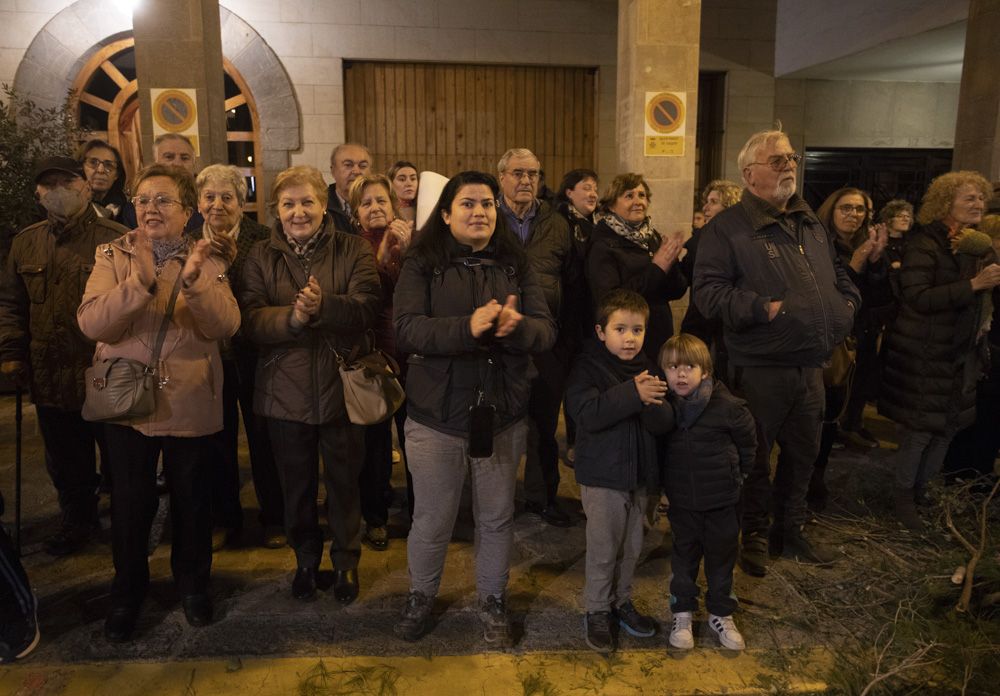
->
[329,142,371,167]
[153,133,195,150]
[737,128,789,180]
[497,148,538,175]
[196,164,248,205]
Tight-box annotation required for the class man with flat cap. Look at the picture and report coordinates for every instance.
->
[0,156,126,556]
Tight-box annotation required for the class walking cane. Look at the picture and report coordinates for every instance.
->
[14,386,22,557]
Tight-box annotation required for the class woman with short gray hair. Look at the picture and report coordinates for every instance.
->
[193,164,284,550]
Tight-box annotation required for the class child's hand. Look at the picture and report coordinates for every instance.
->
[634,370,668,405]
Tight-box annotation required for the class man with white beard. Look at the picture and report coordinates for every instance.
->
[692,129,860,577]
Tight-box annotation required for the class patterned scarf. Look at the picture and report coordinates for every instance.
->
[152,236,189,273]
[596,211,660,255]
[285,228,327,272]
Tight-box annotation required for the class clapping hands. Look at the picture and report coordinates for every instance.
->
[634,370,668,405]
[470,295,522,338]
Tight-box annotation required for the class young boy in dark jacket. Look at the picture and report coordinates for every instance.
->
[660,333,757,651]
[565,289,674,653]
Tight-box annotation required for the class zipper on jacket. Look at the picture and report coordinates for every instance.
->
[791,222,831,353]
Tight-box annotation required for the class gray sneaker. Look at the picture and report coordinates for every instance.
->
[479,594,511,646]
[394,590,432,642]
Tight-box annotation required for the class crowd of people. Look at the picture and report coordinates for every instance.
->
[0,127,998,662]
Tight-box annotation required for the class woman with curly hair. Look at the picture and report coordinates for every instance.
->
[879,172,1000,529]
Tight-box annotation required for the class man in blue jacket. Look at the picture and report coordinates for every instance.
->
[693,129,860,577]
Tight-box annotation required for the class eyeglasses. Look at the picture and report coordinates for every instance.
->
[132,195,183,210]
[836,204,869,216]
[749,153,802,171]
[85,157,118,172]
[508,169,540,181]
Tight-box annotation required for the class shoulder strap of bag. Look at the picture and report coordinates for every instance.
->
[149,272,184,368]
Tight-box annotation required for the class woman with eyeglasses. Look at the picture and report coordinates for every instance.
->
[78,164,240,642]
[805,187,891,511]
[77,139,136,228]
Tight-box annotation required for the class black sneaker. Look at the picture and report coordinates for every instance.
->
[0,593,39,663]
[394,590,432,642]
[614,600,655,638]
[739,532,768,577]
[841,427,879,449]
[479,594,511,646]
[584,611,614,653]
[783,527,837,566]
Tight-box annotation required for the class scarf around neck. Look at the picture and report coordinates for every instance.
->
[152,236,188,273]
[597,211,660,255]
[672,375,714,429]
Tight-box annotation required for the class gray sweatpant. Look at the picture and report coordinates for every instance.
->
[404,417,527,602]
[580,484,647,613]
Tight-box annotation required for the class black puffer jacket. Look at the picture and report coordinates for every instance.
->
[693,192,860,368]
[879,222,988,433]
[557,201,597,351]
[587,219,688,362]
[0,204,125,409]
[565,339,675,491]
[662,380,757,511]
[393,239,556,437]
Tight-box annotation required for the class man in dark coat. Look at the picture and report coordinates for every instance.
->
[693,130,860,576]
[497,148,574,527]
[326,143,371,233]
[0,156,126,555]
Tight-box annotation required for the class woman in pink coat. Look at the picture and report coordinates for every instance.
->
[78,164,240,642]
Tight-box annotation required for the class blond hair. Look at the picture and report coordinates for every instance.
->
[270,165,328,210]
[916,171,992,226]
[659,333,713,376]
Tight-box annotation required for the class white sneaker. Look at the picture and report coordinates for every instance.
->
[708,614,745,650]
[668,611,694,649]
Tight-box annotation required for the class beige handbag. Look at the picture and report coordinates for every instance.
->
[82,275,182,423]
[337,339,405,426]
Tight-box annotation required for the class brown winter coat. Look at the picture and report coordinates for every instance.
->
[0,205,125,409]
[239,218,381,425]
[76,235,240,437]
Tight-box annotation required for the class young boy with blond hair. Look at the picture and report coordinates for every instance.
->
[660,333,756,650]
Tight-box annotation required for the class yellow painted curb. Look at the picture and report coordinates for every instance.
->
[1,648,832,695]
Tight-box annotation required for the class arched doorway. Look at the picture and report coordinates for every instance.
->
[14,1,301,221]
[70,37,264,217]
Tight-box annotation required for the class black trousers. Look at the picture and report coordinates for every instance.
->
[732,366,824,535]
[668,504,739,616]
[267,417,364,570]
[104,424,212,606]
[211,354,283,528]
[360,419,392,527]
[35,405,105,528]
[524,349,569,505]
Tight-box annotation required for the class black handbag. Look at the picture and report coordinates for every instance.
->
[82,274,182,423]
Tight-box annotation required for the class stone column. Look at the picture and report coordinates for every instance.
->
[953,0,1000,180]
[132,0,227,167]
[617,0,702,328]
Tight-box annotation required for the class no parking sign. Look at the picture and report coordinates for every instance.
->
[644,91,686,157]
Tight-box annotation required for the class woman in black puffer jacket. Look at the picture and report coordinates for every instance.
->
[879,171,1000,529]
[587,173,687,362]
[391,171,556,645]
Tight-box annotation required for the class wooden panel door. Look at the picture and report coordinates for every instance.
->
[344,61,597,182]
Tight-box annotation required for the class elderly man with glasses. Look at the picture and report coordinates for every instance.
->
[693,130,860,577]
[496,148,574,527]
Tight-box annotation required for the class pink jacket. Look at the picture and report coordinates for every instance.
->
[77,236,240,437]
